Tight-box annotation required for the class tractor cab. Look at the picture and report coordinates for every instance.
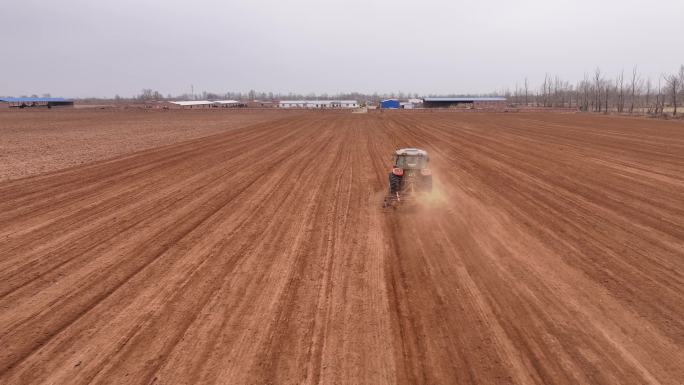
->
[393,148,429,170]
[384,148,432,208]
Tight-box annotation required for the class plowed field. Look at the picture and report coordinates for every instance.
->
[0,109,290,181]
[1,112,683,384]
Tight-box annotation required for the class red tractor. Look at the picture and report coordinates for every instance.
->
[383,148,432,208]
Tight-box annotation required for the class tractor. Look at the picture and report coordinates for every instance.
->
[383,148,432,208]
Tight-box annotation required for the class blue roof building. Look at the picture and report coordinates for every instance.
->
[380,99,400,109]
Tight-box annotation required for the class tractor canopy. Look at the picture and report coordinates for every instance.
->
[393,148,429,169]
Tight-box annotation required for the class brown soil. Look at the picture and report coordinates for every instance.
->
[0,112,682,384]
[0,109,293,181]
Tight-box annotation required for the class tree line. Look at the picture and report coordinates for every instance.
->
[131,90,427,104]
[103,64,684,117]
[505,65,683,116]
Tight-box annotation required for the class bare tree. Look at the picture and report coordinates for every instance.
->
[594,68,602,112]
[514,83,520,104]
[138,89,162,101]
[524,78,529,106]
[579,73,590,111]
[655,78,663,115]
[680,65,684,111]
[645,78,652,114]
[616,70,625,113]
[629,66,640,114]
[553,75,559,107]
[664,72,680,116]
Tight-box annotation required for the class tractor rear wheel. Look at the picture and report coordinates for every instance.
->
[389,173,402,194]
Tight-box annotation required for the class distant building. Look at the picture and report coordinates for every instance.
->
[213,100,246,107]
[422,97,506,108]
[246,100,275,108]
[379,99,400,109]
[277,100,359,108]
[0,97,74,108]
[168,100,246,108]
[169,101,214,108]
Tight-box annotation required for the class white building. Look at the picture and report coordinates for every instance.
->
[169,100,245,108]
[213,100,241,106]
[277,100,359,109]
[169,101,214,108]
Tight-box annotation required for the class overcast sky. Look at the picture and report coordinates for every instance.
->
[2,0,682,98]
